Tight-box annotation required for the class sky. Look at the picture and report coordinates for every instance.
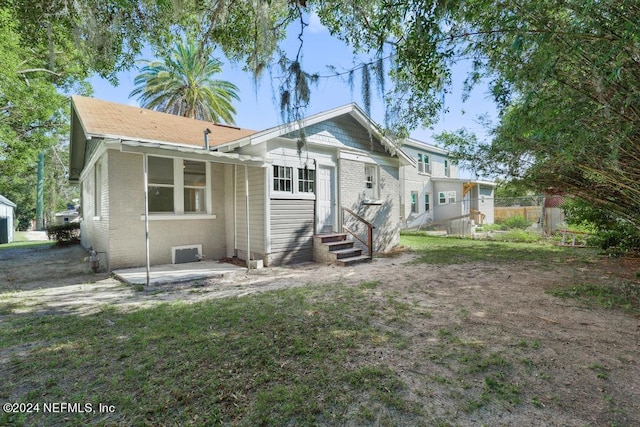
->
[89,13,497,155]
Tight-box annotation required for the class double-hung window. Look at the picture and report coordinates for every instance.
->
[364,164,378,199]
[418,153,430,174]
[148,156,175,213]
[94,162,102,216]
[411,192,418,214]
[183,160,206,213]
[444,159,451,177]
[298,168,315,193]
[273,166,293,192]
[439,191,456,205]
[425,194,430,212]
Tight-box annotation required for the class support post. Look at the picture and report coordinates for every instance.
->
[143,153,150,286]
[36,151,44,230]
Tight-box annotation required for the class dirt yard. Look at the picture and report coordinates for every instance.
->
[1,242,639,425]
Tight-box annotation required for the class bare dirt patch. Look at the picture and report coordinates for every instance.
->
[1,243,639,425]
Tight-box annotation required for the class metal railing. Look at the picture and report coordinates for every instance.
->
[342,206,375,260]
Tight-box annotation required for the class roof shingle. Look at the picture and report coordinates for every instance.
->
[72,95,256,147]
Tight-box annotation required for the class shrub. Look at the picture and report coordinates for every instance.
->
[496,214,529,230]
[45,223,81,244]
[487,229,541,243]
[563,198,640,254]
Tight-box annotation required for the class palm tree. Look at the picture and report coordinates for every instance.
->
[130,38,240,124]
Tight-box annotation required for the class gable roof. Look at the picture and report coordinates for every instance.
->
[0,195,16,208]
[213,103,414,165]
[71,95,256,148]
[402,137,450,155]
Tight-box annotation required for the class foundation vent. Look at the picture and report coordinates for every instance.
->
[172,245,203,264]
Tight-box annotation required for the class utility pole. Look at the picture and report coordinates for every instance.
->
[36,151,44,230]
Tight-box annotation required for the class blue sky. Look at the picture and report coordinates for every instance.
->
[89,13,497,148]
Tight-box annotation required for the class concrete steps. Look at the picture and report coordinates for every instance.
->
[313,233,371,266]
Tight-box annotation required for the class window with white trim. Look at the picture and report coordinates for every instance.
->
[298,168,315,193]
[444,159,451,177]
[418,153,430,174]
[410,191,418,213]
[183,160,206,213]
[148,156,175,213]
[364,164,379,199]
[147,156,210,214]
[439,191,456,205]
[273,165,293,192]
[425,194,430,212]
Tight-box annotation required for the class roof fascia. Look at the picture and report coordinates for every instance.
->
[402,138,450,155]
[119,140,269,167]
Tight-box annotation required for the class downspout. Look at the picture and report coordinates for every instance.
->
[143,153,150,287]
[244,164,251,271]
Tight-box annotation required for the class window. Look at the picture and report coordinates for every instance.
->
[183,160,206,213]
[364,164,378,199]
[444,159,450,177]
[425,194,430,212]
[148,156,174,213]
[418,153,430,174]
[298,168,315,193]
[94,162,102,216]
[273,165,292,192]
[439,191,456,205]
[410,192,418,214]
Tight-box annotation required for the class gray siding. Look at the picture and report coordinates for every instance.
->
[234,165,266,260]
[268,198,314,265]
[285,116,387,154]
[433,181,463,223]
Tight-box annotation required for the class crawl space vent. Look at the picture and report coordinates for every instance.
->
[172,245,202,264]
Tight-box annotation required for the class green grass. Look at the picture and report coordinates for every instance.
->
[0,285,423,426]
[400,233,596,265]
[0,240,53,251]
[548,282,640,313]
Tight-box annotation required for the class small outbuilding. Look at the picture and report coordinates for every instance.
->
[0,195,16,244]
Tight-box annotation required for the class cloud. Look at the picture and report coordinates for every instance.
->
[307,11,327,34]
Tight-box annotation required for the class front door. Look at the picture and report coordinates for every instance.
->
[316,166,335,234]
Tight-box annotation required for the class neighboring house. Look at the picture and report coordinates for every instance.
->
[0,195,16,244]
[399,138,495,231]
[69,96,413,270]
[54,209,80,225]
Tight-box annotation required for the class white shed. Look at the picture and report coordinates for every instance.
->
[0,195,16,244]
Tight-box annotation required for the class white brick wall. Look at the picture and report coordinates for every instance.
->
[339,158,400,253]
[81,149,233,270]
[80,152,109,267]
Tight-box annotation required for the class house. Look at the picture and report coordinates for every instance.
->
[68,96,413,270]
[0,195,16,244]
[399,138,495,232]
[54,209,80,225]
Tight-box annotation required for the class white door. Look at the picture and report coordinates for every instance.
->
[317,166,335,234]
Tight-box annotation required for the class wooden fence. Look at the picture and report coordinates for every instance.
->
[494,206,542,223]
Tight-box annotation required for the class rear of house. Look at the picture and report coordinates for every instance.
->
[400,138,495,232]
[69,97,411,271]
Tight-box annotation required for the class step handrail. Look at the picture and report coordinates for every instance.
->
[342,206,375,260]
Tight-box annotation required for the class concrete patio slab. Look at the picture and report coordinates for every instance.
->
[113,260,247,285]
